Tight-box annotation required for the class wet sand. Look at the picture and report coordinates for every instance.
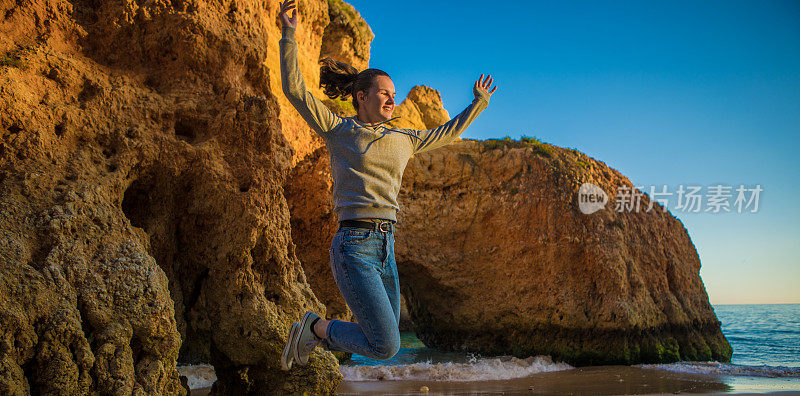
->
[336,365,800,395]
[190,365,800,395]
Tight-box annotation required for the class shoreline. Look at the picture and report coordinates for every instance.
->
[337,365,800,395]
[189,364,800,395]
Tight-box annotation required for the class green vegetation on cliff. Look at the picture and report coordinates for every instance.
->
[480,135,554,157]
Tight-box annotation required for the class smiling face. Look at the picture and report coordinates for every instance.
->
[356,75,396,124]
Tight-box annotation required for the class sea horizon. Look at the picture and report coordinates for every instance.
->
[714,303,800,306]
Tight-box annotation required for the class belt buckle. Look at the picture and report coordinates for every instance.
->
[378,221,391,233]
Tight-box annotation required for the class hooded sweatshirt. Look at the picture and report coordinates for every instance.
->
[279,25,490,223]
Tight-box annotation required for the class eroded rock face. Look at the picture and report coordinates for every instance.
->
[389,86,449,131]
[321,0,374,72]
[285,147,342,319]
[395,139,732,365]
[404,85,450,129]
[1,0,353,393]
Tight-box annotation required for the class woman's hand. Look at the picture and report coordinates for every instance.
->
[474,74,497,101]
[279,0,298,29]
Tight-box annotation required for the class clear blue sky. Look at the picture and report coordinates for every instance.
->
[343,0,800,304]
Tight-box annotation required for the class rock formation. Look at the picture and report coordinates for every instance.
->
[396,138,732,365]
[321,0,373,72]
[389,86,451,131]
[0,0,366,393]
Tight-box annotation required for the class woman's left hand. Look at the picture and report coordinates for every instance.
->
[474,74,497,101]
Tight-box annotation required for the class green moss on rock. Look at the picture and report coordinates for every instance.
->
[1,49,28,70]
[322,98,356,117]
[413,321,732,366]
[325,0,373,50]
[480,135,554,157]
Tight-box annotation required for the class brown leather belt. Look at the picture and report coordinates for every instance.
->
[339,219,395,233]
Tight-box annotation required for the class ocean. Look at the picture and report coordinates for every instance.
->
[180,304,800,394]
[714,304,800,368]
[341,304,800,373]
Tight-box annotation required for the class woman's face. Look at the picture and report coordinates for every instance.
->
[357,75,396,122]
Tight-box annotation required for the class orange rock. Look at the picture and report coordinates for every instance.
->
[395,139,731,365]
[0,0,351,393]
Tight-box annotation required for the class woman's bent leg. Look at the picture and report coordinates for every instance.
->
[321,229,400,360]
[382,232,401,327]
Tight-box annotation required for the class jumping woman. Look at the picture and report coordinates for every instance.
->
[277,0,497,370]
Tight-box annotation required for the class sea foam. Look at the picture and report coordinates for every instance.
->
[176,364,217,390]
[339,355,573,382]
[636,361,800,378]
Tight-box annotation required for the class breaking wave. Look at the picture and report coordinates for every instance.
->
[176,364,217,390]
[339,355,573,382]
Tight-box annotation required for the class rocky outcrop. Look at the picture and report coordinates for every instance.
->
[0,0,364,393]
[321,0,374,72]
[390,86,450,131]
[405,85,451,129]
[395,138,732,365]
[286,147,342,319]
[398,294,415,331]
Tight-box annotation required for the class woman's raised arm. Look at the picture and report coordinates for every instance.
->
[411,74,497,154]
[278,0,343,137]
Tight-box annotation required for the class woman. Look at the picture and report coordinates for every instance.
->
[277,0,497,370]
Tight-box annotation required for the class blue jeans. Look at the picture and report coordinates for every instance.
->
[320,226,401,360]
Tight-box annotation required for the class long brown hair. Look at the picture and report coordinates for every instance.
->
[319,57,390,112]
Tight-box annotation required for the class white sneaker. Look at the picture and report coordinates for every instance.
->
[293,312,323,365]
[281,322,300,370]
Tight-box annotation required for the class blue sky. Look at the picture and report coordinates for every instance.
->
[343,0,800,304]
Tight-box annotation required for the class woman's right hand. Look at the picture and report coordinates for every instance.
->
[279,0,298,29]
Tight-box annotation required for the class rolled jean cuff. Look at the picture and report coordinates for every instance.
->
[320,319,345,352]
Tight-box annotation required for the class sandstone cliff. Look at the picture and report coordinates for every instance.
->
[1,0,364,393]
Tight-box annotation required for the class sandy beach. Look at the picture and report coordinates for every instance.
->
[188,364,800,395]
[336,365,800,395]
